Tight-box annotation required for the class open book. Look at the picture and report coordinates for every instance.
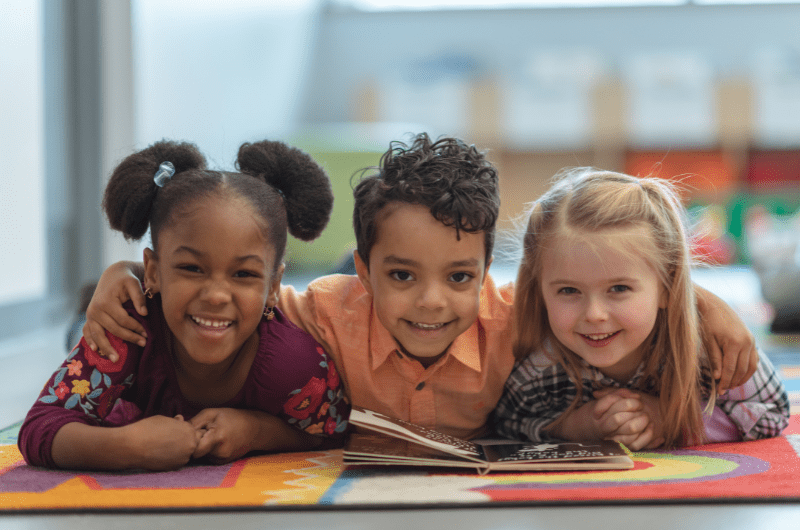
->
[343,406,634,474]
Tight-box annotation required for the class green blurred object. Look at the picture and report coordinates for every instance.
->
[284,149,380,274]
[284,123,424,274]
[726,191,800,264]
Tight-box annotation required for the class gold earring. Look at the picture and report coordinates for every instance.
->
[144,287,154,299]
[264,307,275,321]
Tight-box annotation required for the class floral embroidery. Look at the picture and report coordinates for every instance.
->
[285,347,349,436]
[284,377,326,420]
[67,360,83,377]
[72,380,91,397]
[324,416,337,436]
[305,422,324,435]
[84,332,128,373]
[96,385,126,419]
[327,359,340,390]
[37,341,135,420]
[54,381,69,399]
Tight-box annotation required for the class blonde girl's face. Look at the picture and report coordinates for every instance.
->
[143,194,280,374]
[540,226,666,383]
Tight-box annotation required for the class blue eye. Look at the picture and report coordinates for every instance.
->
[611,285,630,293]
[558,287,578,295]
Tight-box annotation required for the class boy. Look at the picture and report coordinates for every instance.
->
[83,134,758,439]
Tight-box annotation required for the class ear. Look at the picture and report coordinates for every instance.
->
[353,250,373,297]
[481,255,494,286]
[658,284,668,309]
[266,263,285,308]
[143,248,160,294]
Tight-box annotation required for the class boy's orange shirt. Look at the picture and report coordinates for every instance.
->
[278,273,515,440]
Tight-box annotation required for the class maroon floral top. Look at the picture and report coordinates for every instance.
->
[18,299,350,468]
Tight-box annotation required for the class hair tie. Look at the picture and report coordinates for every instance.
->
[153,161,175,187]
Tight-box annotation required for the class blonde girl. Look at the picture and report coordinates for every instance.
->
[493,168,789,449]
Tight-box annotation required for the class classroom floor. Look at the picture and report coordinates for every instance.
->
[2,265,799,529]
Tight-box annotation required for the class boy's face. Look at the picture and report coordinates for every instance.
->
[354,203,490,361]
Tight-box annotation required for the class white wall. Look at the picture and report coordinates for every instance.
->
[0,1,46,306]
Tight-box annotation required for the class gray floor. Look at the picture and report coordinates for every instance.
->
[2,266,799,529]
[3,505,800,530]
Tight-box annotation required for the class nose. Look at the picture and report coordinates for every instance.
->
[415,280,446,310]
[201,278,232,305]
[584,296,608,322]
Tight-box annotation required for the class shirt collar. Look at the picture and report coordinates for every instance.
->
[368,307,483,373]
[583,359,646,388]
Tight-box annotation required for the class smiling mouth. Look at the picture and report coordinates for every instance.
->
[191,316,233,329]
[407,321,449,331]
[582,331,619,340]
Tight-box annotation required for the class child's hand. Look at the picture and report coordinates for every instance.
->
[189,408,260,464]
[590,388,649,442]
[83,261,148,361]
[123,415,202,471]
[594,388,664,450]
[552,389,648,444]
[695,284,758,393]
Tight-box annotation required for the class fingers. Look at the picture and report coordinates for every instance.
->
[192,429,218,460]
[728,344,758,390]
[123,278,148,316]
[188,409,216,430]
[82,321,118,361]
[594,392,642,420]
[603,411,649,436]
[708,339,724,384]
[84,308,147,357]
[618,423,656,451]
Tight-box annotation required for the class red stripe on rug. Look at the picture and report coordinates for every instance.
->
[80,475,103,490]
[220,457,248,488]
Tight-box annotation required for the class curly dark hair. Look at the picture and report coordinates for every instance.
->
[352,133,499,268]
[103,139,333,272]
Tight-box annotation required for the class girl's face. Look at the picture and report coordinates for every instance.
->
[143,194,280,374]
[540,226,666,383]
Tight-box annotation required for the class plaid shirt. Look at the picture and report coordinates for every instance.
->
[492,347,790,443]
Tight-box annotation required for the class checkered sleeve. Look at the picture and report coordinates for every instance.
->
[491,351,579,442]
[714,349,790,440]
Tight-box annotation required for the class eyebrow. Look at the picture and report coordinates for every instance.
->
[547,277,641,286]
[174,246,266,265]
[383,255,480,268]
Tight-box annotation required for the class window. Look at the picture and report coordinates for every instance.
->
[0,1,46,306]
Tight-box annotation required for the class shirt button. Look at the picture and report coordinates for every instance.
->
[416,381,425,391]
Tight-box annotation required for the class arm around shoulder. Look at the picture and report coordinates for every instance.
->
[712,349,791,441]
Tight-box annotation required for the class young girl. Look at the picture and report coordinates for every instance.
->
[493,168,790,450]
[18,140,349,470]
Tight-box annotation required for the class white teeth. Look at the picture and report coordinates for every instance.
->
[585,332,615,340]
[412,322,445,330]
[191,316,232,328]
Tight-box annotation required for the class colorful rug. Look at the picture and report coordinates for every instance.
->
[2,368,799,512]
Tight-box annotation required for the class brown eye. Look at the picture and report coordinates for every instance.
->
[390,271,413,281]
[449,272,473,283]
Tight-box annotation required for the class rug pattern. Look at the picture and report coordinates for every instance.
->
[1,364,799,511]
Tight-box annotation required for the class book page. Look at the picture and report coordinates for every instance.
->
[349,407,482,458]
[482,440,629,463]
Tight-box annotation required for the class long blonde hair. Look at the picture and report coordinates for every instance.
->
[513,167,711,447]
